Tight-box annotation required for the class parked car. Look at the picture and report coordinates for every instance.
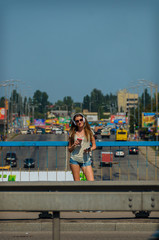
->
[129,147,139,155]
[24,158,35,168]
[5,152,17,167]
[114,149,125,157]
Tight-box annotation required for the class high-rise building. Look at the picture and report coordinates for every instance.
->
[117,89,138,113]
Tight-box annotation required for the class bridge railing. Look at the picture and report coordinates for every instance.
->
[0,181,159,239]
[0,141,158,182]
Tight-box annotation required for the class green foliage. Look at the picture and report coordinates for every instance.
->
[83,95,90,110]
[80,172,87,181]
[8,175,16,181]
[0,85,158,125]
[75,107,82,113]
[63,96,73,112]
[33,90,50,118]
[82,89,117,119]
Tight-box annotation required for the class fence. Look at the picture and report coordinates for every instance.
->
[0,141,158,182]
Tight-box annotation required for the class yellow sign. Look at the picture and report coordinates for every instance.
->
[142,113,155,128]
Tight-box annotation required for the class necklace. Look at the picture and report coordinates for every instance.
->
[76,130,84,138]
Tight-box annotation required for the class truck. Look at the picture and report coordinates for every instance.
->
[100,128,111,138]
[100,152,113,166]
[28,125,36,134]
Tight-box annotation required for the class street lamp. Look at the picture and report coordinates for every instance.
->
[139,80,158,141]
[127,85,139,134]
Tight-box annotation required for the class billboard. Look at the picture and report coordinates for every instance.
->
[34,119,45,126]
[0,108,5,120]
[142,113,156,128]
[110,114,128,124]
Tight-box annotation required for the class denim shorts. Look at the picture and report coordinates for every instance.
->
[70,158,92,167]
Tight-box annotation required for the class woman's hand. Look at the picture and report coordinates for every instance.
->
[74,139,82,147]
[84,147,91,153]
[68,139,82,152]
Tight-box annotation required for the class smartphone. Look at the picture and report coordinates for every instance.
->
[86,147,91,151]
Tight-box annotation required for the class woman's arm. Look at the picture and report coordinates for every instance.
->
[91,135,96,151]
[68,137,80,153]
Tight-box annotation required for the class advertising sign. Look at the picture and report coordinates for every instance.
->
[34,119,45,126]
[0,108,5,120]
[142,113,156,128]
[110,114,128,124]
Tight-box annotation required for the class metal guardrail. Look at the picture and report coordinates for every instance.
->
[0,181,159,240]
[0,140,159,147]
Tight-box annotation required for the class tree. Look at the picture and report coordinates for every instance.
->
[33,90,50,118]
[83,95,90,110]
[141,88,151,112]
[63,96,73,112]
[55,100,64,109]
[90,88,104,112]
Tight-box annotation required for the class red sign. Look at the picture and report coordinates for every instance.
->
[0,108,5,120]
[110,115,115,123]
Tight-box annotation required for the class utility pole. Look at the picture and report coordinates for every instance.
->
[155,85,158,143]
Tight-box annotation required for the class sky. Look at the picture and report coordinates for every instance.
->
[0,0,159,104]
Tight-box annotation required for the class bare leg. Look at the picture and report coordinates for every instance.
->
[81,165,94,181]
[70,164,81,181]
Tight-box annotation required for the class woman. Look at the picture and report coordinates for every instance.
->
[68,113,96,181]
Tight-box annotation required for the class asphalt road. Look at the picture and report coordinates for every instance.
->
[0,231,155,240]
[93,134,157,181]
[0,133,158,181]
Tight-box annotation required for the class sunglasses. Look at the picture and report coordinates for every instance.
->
[75,118,83,123]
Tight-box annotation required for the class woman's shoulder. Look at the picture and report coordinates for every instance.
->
[90,129,95,135]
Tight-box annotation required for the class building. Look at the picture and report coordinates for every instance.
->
[48,110,68,118]
[117,89,138,113]
[82,110,98,121]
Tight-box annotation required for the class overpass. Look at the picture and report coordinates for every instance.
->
[0,141,159,239]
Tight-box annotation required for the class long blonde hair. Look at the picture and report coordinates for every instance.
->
[69,113,93,145]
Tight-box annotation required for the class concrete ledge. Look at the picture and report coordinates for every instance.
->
[0,222,159,232]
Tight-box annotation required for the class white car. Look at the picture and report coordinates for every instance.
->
[21,129,28,135]
[114,149,125,157]
[55,129,63,134]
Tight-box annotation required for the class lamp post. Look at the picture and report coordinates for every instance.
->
[0,83,7,136]
[128,85,139,134]
[0,81,15,136]
[155,85,158,142]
